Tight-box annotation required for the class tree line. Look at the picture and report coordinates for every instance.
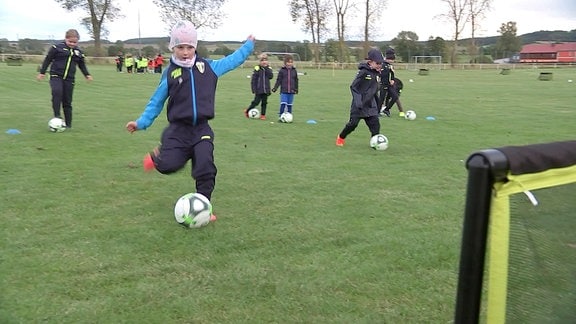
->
[6,0,574,64]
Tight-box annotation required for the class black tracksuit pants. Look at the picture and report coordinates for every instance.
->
[152,122,217,200]
[50,77,75,127]
[339,115,381,139]
[248,93,269,116]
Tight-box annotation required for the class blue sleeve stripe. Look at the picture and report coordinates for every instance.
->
[189,69,198,125]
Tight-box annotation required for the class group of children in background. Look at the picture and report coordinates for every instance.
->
[115,53,165,74]
[244,48,404,136]
[244,53,299,121]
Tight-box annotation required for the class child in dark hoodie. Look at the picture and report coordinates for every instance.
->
[336,48,384,147]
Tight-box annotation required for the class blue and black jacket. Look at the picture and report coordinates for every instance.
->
[39,41,90,81]
[135,39,254,129]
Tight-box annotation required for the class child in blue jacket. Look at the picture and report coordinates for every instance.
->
[126,21,255,218]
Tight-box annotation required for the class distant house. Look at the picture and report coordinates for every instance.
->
[520,42,576,63]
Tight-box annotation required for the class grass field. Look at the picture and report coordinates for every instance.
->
[1,62,574,323]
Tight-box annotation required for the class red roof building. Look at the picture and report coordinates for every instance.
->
[520,42,576,63]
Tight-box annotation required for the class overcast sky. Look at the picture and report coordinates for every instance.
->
[0,0,574,42]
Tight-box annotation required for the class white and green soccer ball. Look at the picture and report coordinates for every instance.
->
[370,134,389,151]
[247,108,261,119]
[405,110,417,121]
[174,193,212,228]
[48,117,66,132]
[279,112,293,123]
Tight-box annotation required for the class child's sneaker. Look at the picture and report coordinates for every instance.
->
[259,115,266,120]
[210,214,217,222]
[143,147,159,172]
[399,111,405,118]
[243,108,249,118]
[336,135,345,147]
[379,106,390,117]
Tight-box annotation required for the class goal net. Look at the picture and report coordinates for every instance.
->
[411,55,442,70]
[455,140,576,323]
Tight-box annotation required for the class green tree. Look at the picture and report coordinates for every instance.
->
[323,38,340,62]
[212,45,233,56]
[494,21,521,59]
[196,44,209,58]
[426,36,446,60]
[141,45,157,57]
[54,0,122,57]
[390,31,420,62]
[107,41,125,56]
[19,38,46,55]
[293,41,313,61]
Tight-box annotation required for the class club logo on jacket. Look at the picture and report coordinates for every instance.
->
[196,62,205,74]
[171,68,182,79]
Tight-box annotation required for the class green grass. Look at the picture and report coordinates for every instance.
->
[1,63,575,323]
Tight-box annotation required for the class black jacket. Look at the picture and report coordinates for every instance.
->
[39,41,90,81]
[251,64,274,94]
[380,61,395,87]
[349,62,381,118]
[273,66,298,94]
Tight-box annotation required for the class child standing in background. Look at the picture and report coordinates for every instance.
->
[244,53,273,120]
[125,53,134,73]
[272,54,298,119]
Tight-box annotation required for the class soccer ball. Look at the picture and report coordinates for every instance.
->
[370,134,389,151]
[279,112,293,123]
[405,110,417,120]
[48,117,66,132]
[174,193,213,228]
[247,108,261,119]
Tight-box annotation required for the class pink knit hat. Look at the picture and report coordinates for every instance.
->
[169,21,198,50]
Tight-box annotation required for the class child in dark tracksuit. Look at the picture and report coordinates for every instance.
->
[272,54,299,118]
[244,53,273,120]
[37,29,92,128]
[126,20,255,215]
[336,48,384,147]
[379,48,405,117]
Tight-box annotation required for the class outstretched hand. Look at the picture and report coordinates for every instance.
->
[246,35,256,42]
[126,121,138,133]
